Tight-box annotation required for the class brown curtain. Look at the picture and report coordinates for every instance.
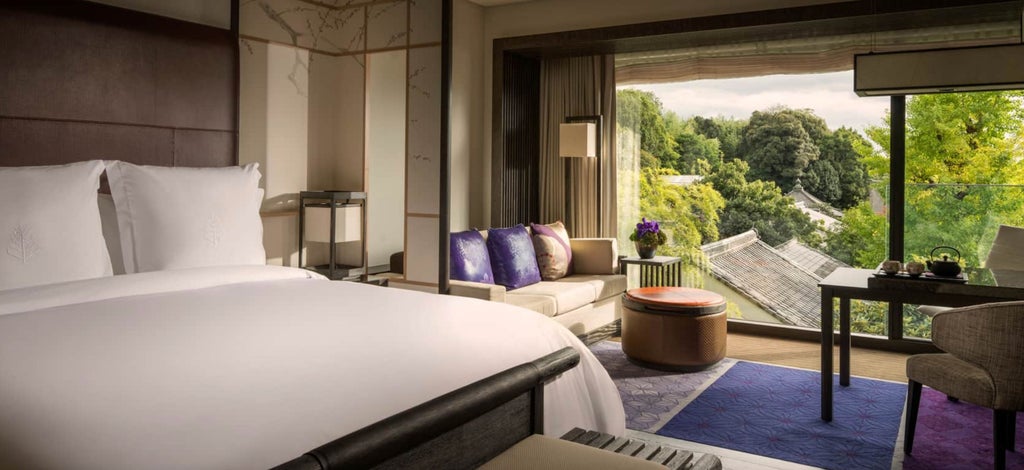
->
[538,55,616,238]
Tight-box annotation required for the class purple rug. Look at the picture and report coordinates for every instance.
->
[901,387,1024,469]
[590,341,1023,469]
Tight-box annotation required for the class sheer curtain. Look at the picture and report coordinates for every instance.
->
[538,55,616,238]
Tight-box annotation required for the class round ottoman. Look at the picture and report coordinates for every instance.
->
[621,287,727,372]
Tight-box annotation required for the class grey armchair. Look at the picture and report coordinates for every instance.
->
[904,301,1024,470]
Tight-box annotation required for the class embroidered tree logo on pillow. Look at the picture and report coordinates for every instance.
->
[204,215,224,248]
[7,225,40,264]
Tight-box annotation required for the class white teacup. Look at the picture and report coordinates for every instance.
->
[905,261,925,276]
[881,260,902,275]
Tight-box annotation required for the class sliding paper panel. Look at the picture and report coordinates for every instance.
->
[366,50,407,271]
[367,1,408,50]
[406,45,441,215]
[241,0,365,54]
[410,0,442,45]
[405,216,439,285]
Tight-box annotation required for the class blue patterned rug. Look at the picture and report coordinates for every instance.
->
[591,341,906,470]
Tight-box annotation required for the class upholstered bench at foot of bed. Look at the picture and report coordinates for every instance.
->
[481,429,722,470]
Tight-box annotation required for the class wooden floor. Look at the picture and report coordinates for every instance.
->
[611,333,911,383]
[726,333,911,383]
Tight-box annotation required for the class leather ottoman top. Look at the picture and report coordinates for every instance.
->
[624,287,726,310]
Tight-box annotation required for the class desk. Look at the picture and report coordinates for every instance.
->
[819,267,1024,421]
[619,256,683,287]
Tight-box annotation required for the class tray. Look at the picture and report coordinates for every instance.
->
[873,270,968,283]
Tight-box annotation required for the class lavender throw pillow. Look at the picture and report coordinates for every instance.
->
[487,225,541,289]
[530,221,572,280]
[450,230,494,284]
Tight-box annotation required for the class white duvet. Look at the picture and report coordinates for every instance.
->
[0,266,625,469]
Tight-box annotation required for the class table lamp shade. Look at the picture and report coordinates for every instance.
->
[559,122,597,158]
[305,205,361,243]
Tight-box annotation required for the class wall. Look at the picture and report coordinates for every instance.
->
[240,0,442,286]
[92,0,444,286]
[453,0,843,228]
[450,0,484,231]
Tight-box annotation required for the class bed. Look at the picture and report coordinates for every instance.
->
[0,2,625,469]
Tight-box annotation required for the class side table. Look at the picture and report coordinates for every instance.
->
[619,255,684,287]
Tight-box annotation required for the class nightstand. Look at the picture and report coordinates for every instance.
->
[619,255,684,287]
[299,190,367,280]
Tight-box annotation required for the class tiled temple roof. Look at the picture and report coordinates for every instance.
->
[775,238,850,278]
[701,230,844,328]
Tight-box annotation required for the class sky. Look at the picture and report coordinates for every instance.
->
[624,71,892,132]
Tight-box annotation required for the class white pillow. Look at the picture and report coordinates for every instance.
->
[97,194,126,275]
[105,162,266,273]
[0,161,112,290]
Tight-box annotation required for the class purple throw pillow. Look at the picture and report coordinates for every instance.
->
[487,225,541,289]
[450,230,494,284]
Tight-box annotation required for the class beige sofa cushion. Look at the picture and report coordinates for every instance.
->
[510,281,596,315]
[558,274,626,302]
[505,294,557,317]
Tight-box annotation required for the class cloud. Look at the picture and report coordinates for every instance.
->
[625,71,891,131]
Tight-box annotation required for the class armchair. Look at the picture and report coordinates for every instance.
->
[904,301,1024,470]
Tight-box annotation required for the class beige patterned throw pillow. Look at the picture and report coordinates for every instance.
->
[530,221,572,280]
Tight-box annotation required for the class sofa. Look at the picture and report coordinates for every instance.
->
[449,227,625,344]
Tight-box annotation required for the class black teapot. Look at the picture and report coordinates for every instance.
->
[927,246,962,277]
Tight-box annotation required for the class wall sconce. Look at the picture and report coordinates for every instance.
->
[559,116,602,233]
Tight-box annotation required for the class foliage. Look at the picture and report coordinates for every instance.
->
[673,128,723,174]
[692,116,745,162]
[704,160,821,247]
[617,89,679,169]
[738,108,820,192]
[824,201,886,267]
[803,128,871,209]
[638,167,724,256]
[850,91,1024,268]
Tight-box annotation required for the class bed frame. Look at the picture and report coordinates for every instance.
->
[273,347,580,469]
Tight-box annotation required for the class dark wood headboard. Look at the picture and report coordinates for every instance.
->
[0,0,238,168]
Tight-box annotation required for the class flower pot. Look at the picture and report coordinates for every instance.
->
[635,241,658,259]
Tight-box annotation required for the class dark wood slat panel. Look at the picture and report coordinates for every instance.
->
[560,427,587,441]
[491,52,539,227]
[602,436,631,453]
[585,433,615,448]
[665,450,694,469]
[619,440,646,457]
[634,444,661,460]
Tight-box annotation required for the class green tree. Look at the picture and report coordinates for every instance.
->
[617,89,679,169]
[804,128,871,209]
[704,160,820,246]
[637,167,725,283]
[824,201,886,267]
[739,108,820,192]
[673,128,723,174]
[693,116,745,161]
[857,91,1024,267]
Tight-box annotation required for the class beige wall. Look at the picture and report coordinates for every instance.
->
[451,0,485,231]
[454,0,843,227]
